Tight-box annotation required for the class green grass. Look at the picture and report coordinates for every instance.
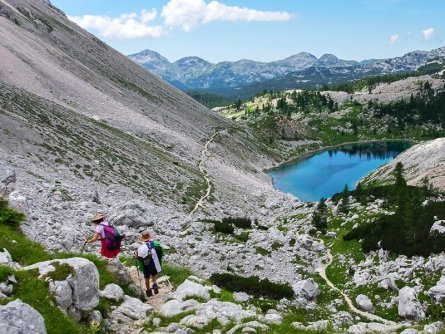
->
[44,262,74,281]
[11,269,87,334]
[162,264,195,288]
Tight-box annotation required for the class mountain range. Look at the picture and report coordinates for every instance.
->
[129,47,445,98]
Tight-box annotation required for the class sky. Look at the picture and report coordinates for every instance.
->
[51,0,445,63]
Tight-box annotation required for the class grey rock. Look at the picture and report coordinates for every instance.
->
[292,278,320,300]
[109,295,153,323]
[423,321,445,334]
[400,329,419,334]
[0,167,16,195]
[226,321,269,334]
[398,286,425,321]
[0,299,46,334]
[49,280,72,311]
[427,276,445,301]
[292,320,329,332]
[152,317,162,327]
[169,279,210,302]
[0,282,13,296]
[233,291,250,303]
[88,310,103,324]
[159,299,199,317]
[100,283,125,302]
[263,313,283,325]
[355,294,374,312]
[25,257,99,314]
[106,260,132,285]
[0,248,13,265]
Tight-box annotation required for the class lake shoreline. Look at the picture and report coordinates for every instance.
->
[267,138,418,172]
[266,139,416,202]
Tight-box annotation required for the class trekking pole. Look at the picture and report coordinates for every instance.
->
[134,257,145,295]
[80,241,88,254]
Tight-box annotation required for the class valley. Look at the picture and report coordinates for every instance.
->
[0,0,445,333]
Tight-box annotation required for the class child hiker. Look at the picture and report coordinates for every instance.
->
[135,230,162,297]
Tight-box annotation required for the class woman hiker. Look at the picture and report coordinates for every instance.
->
[135,230,162,297]
[86,213,121,259]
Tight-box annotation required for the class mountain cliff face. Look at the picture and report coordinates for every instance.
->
[0,0,286,251]
[363,138,445,190]
[129,47,445,98]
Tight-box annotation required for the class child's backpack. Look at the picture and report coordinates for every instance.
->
[140,241,164,265]
[101,223,124,251]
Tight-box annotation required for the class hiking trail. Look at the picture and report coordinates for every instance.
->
[316,248,396,325]
[188,129,224,217]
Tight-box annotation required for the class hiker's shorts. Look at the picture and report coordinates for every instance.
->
[143,262,158,278]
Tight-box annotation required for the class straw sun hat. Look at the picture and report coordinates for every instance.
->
[90,213,105,222]
[139,230,151,242]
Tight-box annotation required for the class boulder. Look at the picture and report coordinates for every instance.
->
[159,299,200,318]
[427,276,445,301]
[355,294,374,312]
[110,201,156,228]
[292,320,329,332]
[0,299,46,334]
[263,313,283,325]
[226,321,269,334]
[398,286,425,321]
[233,292,250,303]
[400,329,419,334]
[109,295,153,323]
[106,260,132,285]
[0,248,14,266]
[25,257,99,316]
[169,279,210,302]
[423,321,445,334]
[100,283,124,302]
[430,220,445,235]
[0,167,16,195]
[292,279,320,300]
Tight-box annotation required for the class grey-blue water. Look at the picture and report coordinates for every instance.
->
[268,141,413,202]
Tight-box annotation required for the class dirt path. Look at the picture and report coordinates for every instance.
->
[188,130,224,217]
[316,249,396,325]
[128,266,173,312]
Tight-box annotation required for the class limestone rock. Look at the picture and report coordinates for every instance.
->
[100,283,125,302]
[169,279,210,302]
[233,292,250,303]
[109,295,153,323]
[423,321,445,334]
[0,248,13,265]
[0,167,16,195]
[400,329,419,334]
[159,299,200,318]
[427,276,445,301]
[292,278,320,300]
[398,286,425,321]
[25,257,99,315]
[106,260,132,285]
[0,299,47,334]
[355,294,374,312]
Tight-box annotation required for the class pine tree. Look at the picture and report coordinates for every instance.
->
[338,184,350,214]
[312,198,328,233]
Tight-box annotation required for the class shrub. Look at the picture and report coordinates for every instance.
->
[214,221,234,234]
[234,231,249,243]
[209,273,294,300]
[222,217,252,229]
[0,198,25,228]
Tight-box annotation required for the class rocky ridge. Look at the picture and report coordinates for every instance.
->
[128,47,445,98]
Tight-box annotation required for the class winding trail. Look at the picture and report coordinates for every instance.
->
[316,248,396,325]
[188,130,223,217]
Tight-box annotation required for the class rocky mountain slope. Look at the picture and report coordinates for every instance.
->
[363,138,445,190]
[0,0,287,251]
[128,47,445,98]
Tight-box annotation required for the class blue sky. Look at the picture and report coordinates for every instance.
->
[51,0,445,63]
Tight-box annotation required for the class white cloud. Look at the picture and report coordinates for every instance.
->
[389,34,399,45]
[69,9,165,39]
[162,0,294,32]
[422,27,435,41]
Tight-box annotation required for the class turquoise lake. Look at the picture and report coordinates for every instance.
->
[268,141,413,202]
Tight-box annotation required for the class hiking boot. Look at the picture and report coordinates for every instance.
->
[146,289,153,297]
[152,283,159,295]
